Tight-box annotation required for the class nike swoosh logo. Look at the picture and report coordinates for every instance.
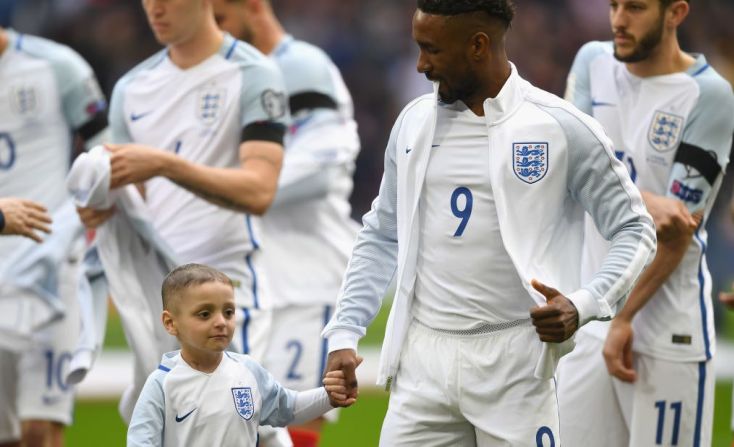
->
[591,100,616,108]
[431,144,440,148]
[130,111,152,121]
[175,408,196,422]
[405,147,412,154]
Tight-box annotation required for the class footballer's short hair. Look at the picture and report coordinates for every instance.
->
[417,0,515,28]
[162,263,233,311]
[660,0,689,7]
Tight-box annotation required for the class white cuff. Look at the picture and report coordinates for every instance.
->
[327,330,360,353]
[566,288,600,326]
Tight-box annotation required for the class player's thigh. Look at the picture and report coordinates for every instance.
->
[380,323,474,446]
[462,326,558,446]
[629,356,713,447]
[556,332,630,447]
[263,305,332,391]
[233,307,273,362]
[0,349,20,443]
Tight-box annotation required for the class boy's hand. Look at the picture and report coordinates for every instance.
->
[323,356,362,408]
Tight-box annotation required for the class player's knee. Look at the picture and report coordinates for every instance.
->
[20,420,49,447]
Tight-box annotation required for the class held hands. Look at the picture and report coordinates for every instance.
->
[323,365,361,408]
[324,349,362,408]
[0,198,52,242]
[529,279,579,343]
[602,317,637,383]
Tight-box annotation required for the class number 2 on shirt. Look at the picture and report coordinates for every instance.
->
[450,186,473,237]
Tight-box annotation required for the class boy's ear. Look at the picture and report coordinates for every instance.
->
[162,310,177,336]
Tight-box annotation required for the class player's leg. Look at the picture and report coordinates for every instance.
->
[379,322,476,447]
[17,253,81,447]
[461,324,559,446]
[628,355,714,447]
[262,304,335,447]
[0,348,20,447]
[556,329,631,446]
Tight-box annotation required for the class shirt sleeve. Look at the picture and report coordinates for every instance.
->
[242,356,298,427]
[127,372,165,447]
[554,106,656,324]
[564,41,608,116]
[665,71,734,213]
[48,47,108,139]
[321,107,403,352]
[239,58,290,135]
[108,77,134,145]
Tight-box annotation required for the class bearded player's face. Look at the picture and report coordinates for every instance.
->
[610,0,666,63]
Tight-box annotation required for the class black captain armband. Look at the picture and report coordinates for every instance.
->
[289,92,337,115]
[77,112,109,141]
[674,142,721,186]
[241,122,286,146]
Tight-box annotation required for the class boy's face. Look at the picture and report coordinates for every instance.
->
[163,281,236,355]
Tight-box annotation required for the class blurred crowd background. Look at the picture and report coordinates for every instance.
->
[2,0,734,322]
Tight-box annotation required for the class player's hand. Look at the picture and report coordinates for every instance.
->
[603,317,637,383]
[76,206,115,229]
[720,283,734,310]
[641,192,699,242]
[325,349,360,406]
[0,198,52,242]
[108,143,169,188]
[323,358,362,408]
[529,279,579,343]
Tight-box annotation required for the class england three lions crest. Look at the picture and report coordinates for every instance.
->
[648,111,684,152]
[231,387,254,420]
[197,88,226,126]
[513,142,548,184]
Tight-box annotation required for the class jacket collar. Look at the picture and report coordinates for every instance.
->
[482,62,525,126]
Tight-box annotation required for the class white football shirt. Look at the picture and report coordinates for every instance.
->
[412,100,533,330]
[257,35,360,308]
[0,28,106,272]
[109,34,289,309]
[567,42,734,361]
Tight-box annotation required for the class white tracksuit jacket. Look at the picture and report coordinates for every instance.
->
[324,64,657,386]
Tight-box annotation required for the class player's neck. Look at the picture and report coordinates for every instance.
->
[465,58,511,117]
[625,37,694,78]
[251,14,285,55]
[168,22,224,70]
[180,348,223,373]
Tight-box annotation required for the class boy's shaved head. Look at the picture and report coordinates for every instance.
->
[162,263,233,312]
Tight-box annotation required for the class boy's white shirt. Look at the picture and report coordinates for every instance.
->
[127,350,331,447]
[324,64,656,384]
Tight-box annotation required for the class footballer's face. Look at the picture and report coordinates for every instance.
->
[413,9,480,105]
[142,0,209,45]
[162,281,236,359]
[610,0,665,62]
[212,0,255,43]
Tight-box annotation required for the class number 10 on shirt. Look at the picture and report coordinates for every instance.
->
[451,186,473,237]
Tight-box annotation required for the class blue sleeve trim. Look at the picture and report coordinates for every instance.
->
[225,40,238,60]
[157,364,170,372]
[692,64,710,77]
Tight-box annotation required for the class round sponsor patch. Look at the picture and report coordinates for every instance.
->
[261,89,286,120]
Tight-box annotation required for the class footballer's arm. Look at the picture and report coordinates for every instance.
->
[108,136,284,216]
